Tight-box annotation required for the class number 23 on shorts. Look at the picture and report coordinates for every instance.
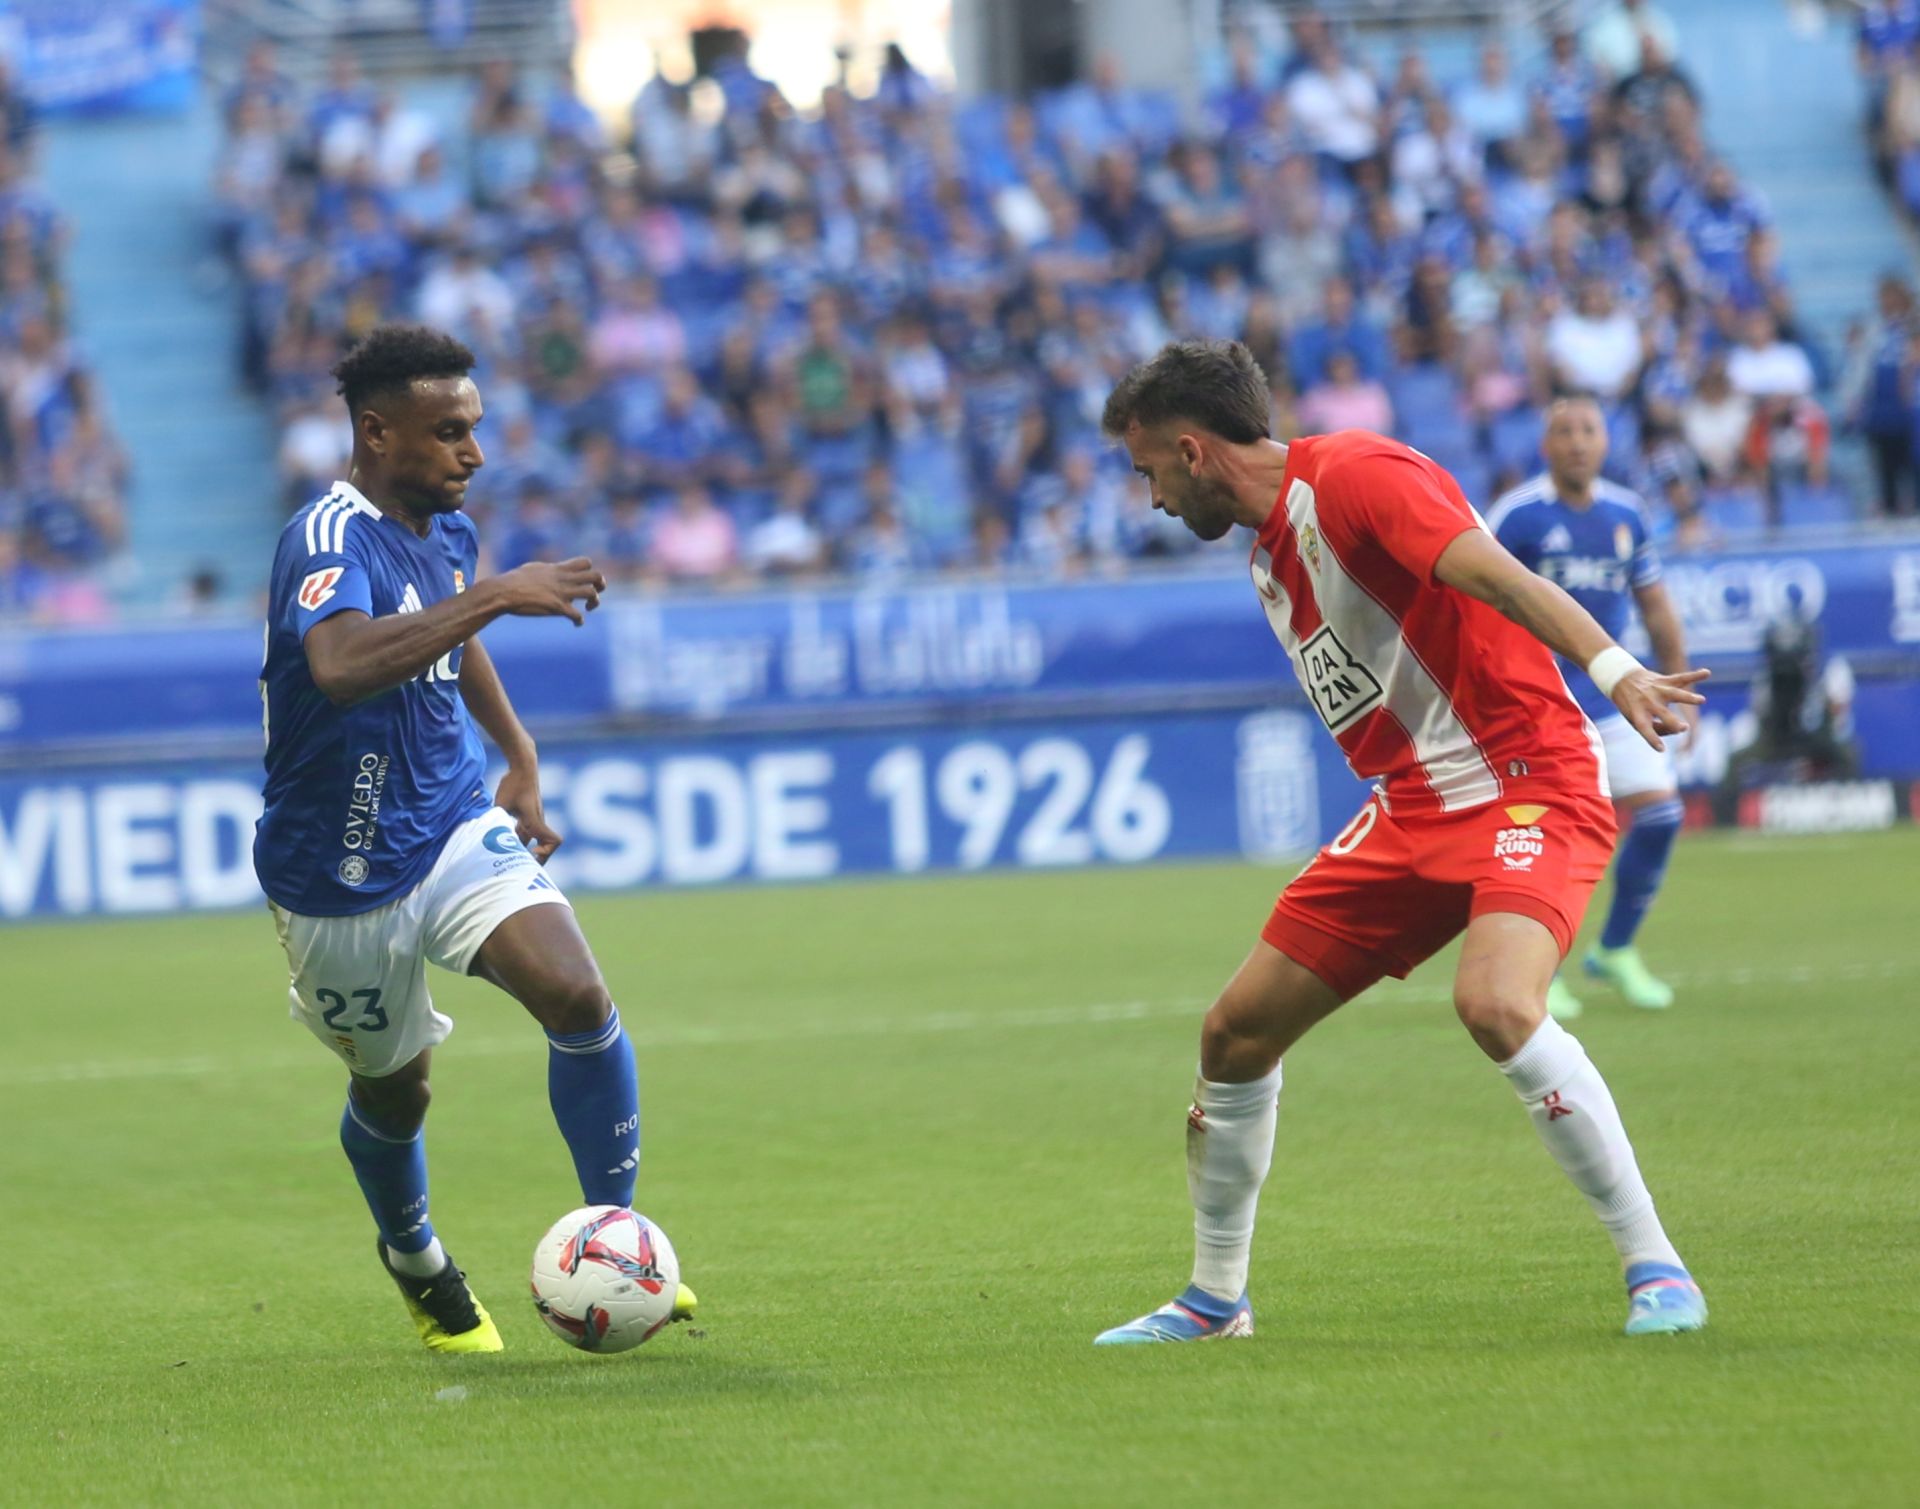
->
[317,986,388,1032]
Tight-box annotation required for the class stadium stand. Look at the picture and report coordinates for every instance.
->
[11,2,1905,616]
[0,58,134,622]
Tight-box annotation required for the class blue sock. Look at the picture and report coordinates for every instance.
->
[547,1004,640,1207]
[339,1095,434,1254]
[1600,798,1683,950]
[1175,1283,1240,1320]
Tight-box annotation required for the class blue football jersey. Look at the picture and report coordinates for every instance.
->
[255,481,491,916]
[1486,474,1661,721]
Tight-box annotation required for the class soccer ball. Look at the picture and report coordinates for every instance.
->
[530,1205,680,1353]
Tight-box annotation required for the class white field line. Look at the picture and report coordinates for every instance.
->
[5,957,1915,1091]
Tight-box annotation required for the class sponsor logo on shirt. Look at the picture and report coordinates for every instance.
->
[298,566,344,611]
[343,752,390,854]
[1493,821,1545,871]
[1298,624,1385,733]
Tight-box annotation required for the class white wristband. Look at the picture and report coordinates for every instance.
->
[1586,646,1643,699]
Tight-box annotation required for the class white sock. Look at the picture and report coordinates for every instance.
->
[1187,1063,1283,1303]
[1498,1018,1683,1271]
[386,1236,448,1278]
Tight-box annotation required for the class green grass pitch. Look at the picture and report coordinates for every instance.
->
[2,828,1916,1506]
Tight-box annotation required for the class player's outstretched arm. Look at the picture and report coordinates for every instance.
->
[1435,529,1708,752]
[459,634,563,862]
[305,558,607,707]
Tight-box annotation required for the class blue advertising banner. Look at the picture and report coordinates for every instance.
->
[0,0,197,114]
[5,538,1919,754]
[0,708,1361,920]
[2,683,1916,920]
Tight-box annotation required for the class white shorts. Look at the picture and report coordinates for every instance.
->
[269,807,570,1077]
[1596,713,1677,800]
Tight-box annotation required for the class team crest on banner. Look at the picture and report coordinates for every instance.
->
[1234,710,1319,858]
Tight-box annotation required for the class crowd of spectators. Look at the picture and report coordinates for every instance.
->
[0,57,131,622]
[1848,4,1920,518]
[217,2,1847,593]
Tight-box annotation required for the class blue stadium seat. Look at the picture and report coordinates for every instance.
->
[1778,483,1857,527]
[1387,364,1461,432]
[1488,407,1543,477]
[1701,486,1768,534]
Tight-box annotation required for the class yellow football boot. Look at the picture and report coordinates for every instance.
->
[379,1241,505,1354]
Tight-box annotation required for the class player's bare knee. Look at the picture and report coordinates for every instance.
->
[353,1072,430,1134]
[532,973,613,1038]
[1452,980,1544,1057]
[1200,998,1282,1081]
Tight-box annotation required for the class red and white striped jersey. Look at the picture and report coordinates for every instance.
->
[1251,430,1606,817]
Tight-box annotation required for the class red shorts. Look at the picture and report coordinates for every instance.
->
[1262,789,1616,1002]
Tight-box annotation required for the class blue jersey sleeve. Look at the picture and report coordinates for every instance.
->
[1627,502,1662,589]
[284,515,375,640]
[1488,497,1538,567]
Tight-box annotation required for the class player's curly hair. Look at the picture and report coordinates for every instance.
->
[1101,339,1272,444]
[331,323,476,415]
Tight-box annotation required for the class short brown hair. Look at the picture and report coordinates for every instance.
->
[1101,339,1272,444]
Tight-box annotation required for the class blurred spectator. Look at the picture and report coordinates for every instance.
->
[1859,4,1920,180]
[845,492,920,581]
[204,27,1847,599]
[1727,309,1816,400]
[1546,278,1645,399]
[1842,273,1919,515]
[1683,356,1755,483]
[1585,0,1681,80]
[1746,391,1831,519]
[592,490,652,584]
[744,470,827,577]
[1392,96,1482,219]
[495,478,572,570]
[1258,161,1342,324]
[1454,43,1526,164]
[1535,30,1601,155]
[1285,34,1380,172]
[1297,350,1394,434]
[172,566,227,616]
[1159,144,1254,276]
[416,245,515,342]
[280,394,352,506]
[588,275,685,376]
[649,484,738,583]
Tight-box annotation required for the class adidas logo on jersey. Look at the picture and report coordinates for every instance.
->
[1542,525,1573,553]
[398,582,424,615]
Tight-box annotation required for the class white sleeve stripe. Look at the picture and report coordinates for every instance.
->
[335,497,378,553]
[304,492,344,557]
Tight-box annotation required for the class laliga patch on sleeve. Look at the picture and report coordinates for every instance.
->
[298,566,345,610]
